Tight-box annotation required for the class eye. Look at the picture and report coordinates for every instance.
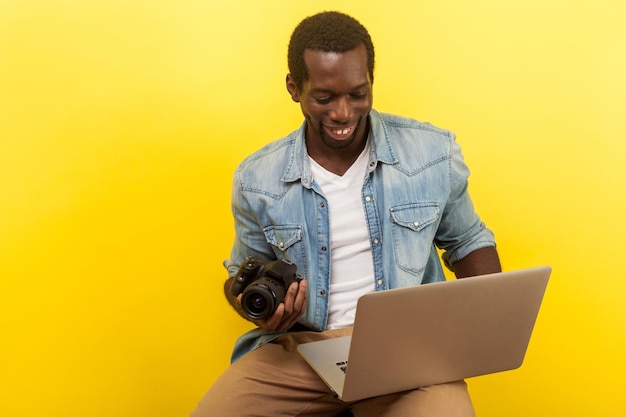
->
[313,96,332,104]
[350,93,367,100]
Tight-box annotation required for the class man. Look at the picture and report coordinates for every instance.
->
[192,11,501,417]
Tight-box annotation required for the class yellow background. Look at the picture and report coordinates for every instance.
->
[1,1,625,416]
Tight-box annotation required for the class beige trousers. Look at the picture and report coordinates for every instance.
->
[190,328,475,417]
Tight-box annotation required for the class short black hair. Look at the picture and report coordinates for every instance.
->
[287,11,375,91]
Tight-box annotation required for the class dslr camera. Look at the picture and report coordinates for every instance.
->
[230,257,303,320]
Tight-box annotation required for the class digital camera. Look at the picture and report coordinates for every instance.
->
[230,257,303,320]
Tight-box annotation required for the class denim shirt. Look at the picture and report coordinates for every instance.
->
[225,109,496,363]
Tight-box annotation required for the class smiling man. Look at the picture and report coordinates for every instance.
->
[287,44,373,175]
[191,11,501,417]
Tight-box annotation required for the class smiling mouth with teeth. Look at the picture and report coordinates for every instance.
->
[333,127,352,135]
[326,125,354,138]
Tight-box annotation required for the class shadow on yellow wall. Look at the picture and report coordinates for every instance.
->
[1,1,625,416]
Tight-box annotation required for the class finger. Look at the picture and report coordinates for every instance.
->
[263,303,285,331]
[293,279,307,314]
[282,282,299,316]
[279,281,307,330]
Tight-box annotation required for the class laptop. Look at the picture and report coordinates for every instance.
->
[297,266,551,402]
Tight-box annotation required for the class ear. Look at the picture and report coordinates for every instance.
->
[286,74,300,103]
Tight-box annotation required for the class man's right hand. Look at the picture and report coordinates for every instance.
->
[226,278,308,332]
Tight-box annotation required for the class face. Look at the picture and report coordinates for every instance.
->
[286,44,373,154]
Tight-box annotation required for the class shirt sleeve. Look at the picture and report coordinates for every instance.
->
[225,164,279,278]
[435,136,496,269]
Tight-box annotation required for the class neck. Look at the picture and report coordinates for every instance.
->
[306,120,370,176]
[310,149,364,177]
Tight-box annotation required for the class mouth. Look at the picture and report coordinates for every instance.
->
[324,124,356,140]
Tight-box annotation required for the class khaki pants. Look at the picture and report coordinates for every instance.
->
[191,328,475,417]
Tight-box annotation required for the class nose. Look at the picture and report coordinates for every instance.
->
[329,96,351,122]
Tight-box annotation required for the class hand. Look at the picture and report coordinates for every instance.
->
[237,279,307,332]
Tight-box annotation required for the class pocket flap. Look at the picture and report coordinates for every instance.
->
[263,225,302,251]
[390,203,440,232]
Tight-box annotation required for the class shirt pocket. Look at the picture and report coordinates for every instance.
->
[263,225,305,261]
[389,203,440,275]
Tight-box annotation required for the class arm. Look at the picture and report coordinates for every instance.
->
[437,134,501,279]
[223,275,308,332]
[450,246,501,278]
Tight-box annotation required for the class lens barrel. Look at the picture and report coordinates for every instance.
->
[241,277,286,320]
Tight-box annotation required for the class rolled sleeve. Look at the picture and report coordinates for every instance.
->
[436,139,496,269]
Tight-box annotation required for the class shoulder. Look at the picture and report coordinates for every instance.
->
[370,110,459,172]
[232,128,302,195]
[237,132,296,170]
[373,110,455,141]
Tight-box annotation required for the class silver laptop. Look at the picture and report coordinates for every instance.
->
[297,266,551,402]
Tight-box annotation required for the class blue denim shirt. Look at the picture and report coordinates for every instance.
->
[225,109,496,362]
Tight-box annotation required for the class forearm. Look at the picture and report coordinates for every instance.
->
[451,246,501,278]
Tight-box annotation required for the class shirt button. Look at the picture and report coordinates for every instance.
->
[320,290,326,295]
[365,196,372,202]
[413,221,420,227]
[320,202,325,208]
[373,238,379,244]
[377,279,383,286]
[321,246,327,251]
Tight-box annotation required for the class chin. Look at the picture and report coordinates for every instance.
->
[321,134,357,150]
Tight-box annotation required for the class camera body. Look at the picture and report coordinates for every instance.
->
[230,257,303,320]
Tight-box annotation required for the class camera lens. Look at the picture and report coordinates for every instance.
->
[250,294,266,310]
[242,286,275,320]
[241,278,285,320]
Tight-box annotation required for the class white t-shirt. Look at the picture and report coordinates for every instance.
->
[309,141,376,329]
